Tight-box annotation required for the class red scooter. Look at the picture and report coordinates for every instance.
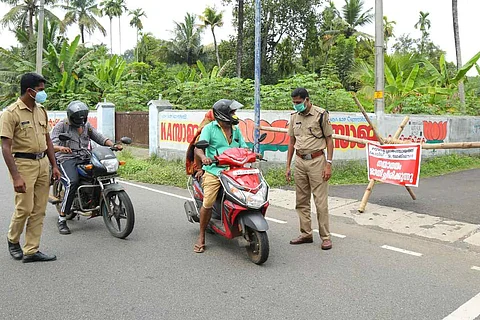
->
[184,135,270,265]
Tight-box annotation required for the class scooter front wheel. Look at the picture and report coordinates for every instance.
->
[245,227,269,265]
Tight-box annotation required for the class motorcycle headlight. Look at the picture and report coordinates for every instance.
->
[100,159,119,173]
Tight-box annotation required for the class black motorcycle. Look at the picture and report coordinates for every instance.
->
[49,133,135,239]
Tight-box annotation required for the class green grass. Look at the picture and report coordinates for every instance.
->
[117,150,480,189]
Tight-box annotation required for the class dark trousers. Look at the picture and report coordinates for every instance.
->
[59,159,79,215]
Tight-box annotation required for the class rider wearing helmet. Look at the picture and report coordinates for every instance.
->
[51,101,122,235]
[193,99,248,253]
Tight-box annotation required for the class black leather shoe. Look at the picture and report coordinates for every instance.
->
[7,239,23,260]
[57,220,71,235]
[22,251,57,263]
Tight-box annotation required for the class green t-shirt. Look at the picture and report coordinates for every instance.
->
[199,121,248,176]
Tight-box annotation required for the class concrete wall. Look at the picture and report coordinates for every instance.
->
[151,109,480,163]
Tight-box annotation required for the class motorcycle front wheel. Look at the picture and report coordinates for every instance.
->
[101,191,135,239]
[245,227,269,265]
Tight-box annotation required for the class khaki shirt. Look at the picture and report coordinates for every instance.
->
[0,98,50,153]
[287,105,334,154]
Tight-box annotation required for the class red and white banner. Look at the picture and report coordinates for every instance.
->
[366,143,422,187]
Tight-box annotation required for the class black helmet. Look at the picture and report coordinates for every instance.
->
[67,101,89,127]
[212,99,243,125]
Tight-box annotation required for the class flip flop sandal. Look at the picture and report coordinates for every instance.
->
[193,244,205,253]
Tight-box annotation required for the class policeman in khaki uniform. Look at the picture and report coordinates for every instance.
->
[286,88,334,250]
[0,73,61,263]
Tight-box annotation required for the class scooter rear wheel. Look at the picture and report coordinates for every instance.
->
[245,227,269,265]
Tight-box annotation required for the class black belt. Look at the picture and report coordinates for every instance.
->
[14,152,46,160]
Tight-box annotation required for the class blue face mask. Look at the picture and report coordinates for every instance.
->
[293,101,306,113]
[32,89,47,103]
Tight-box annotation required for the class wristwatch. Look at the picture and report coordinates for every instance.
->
[326,159,333,164]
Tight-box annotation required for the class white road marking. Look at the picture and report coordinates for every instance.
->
[471,266,480,272]
[443,292,480,320]
[119,180,191,201]
[380,245,423,257]
[313,229,347,238]
[119,180,288,225]
[266,217,287,224]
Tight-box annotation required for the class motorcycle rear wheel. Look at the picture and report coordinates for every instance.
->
[245,227,269,265]
[102,191,135,239]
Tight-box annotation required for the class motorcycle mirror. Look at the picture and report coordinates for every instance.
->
[58,133,72,142]
[195,140,209,149]
[120,137,132,145]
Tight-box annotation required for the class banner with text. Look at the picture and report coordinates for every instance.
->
[366,143,422,187]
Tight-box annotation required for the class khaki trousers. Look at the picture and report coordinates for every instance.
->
[294,154,330,240]
[8,156,50,255]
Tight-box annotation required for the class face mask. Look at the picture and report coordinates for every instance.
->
[31,89,47,103]
[293,101,306,113]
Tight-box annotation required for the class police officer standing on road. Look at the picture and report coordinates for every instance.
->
[0,72,61,263]
[286,88,334,250]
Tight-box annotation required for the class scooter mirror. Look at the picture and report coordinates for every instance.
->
[195,140,210,149]
[59,133,72,142]
[120,137,132,145]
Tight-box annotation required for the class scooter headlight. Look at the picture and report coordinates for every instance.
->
[245,182,268,209]
[100,159,119,173]
[225,179,268,210]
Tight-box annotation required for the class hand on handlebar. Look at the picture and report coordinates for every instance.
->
[59,146,72,154]
[201,157,213,165]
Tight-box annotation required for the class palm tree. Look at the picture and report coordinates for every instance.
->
[62,0,106,44]
[340,0,373,38]
[452,0,465,109]
[200,6,223,68]
[101,0,121,54]
[414,11,431,54]
[129,8,146,62]
[0,0,59,41]
[114,0,127,54]
[171,13,203,65]
[383,16,396,51]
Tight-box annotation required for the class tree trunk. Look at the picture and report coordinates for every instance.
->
[236,0,244,78]
[80,25,85,43]
[109,18,113,54]
[212,28,220,68]
[452,0,465,110]
[136,29,139,62]
[29,7,34,41]
[118,17,122,54]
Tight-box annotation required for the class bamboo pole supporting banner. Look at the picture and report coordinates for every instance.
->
[259,126,480,150]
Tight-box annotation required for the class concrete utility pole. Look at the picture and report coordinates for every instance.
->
[36,0,45,74]
[374,0,385,135]
[253,0,261,153]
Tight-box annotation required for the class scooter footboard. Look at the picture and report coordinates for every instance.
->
[238,211,269,232]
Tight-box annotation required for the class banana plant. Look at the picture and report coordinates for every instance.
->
[84,55,126,98]
[44,35,94,93]
[419,51,480,101]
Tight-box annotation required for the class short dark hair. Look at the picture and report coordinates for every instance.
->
[291,88,309,99]
[20,72,46,95]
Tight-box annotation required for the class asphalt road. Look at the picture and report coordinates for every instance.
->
[330,168,480,225]
[1,156,480,320]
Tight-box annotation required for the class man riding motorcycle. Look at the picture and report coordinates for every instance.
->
[193,99,249,253]
[51,101,122,235]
